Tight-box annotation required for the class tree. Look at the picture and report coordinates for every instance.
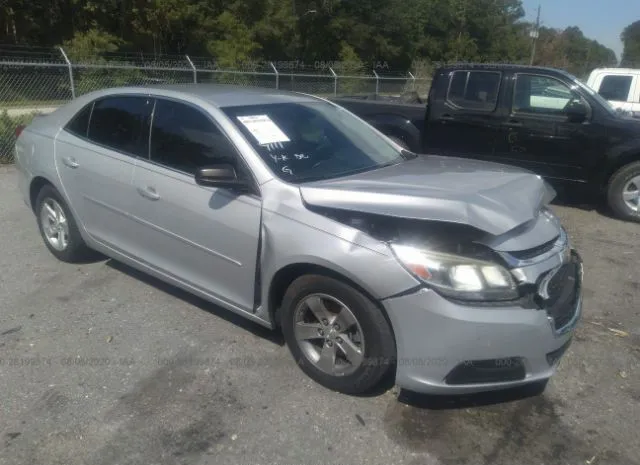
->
[0,0,620,76]
[621,20,640,67]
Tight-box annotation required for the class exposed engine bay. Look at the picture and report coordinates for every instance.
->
[312,206,499,262]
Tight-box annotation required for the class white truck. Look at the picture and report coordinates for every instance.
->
[587,68,640,117]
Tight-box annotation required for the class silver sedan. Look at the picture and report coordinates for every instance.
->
[15,85,582,395]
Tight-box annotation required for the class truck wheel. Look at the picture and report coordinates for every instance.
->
[280,275,396,395]
[607,161,640,223]
[35,185,94,262]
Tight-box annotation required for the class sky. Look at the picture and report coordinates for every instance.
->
[521,0,640,61]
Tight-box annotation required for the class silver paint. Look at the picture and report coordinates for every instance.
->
[15,84,581,394]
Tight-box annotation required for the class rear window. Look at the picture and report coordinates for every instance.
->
[65,103,93,138]
[447,71,501,111]
[598,75,633,101]
[87,96,153,157]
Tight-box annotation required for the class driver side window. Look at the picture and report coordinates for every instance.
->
[513,74,585,116]
[149,99,238,175]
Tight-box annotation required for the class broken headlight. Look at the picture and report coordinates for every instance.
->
[390,244,519,302]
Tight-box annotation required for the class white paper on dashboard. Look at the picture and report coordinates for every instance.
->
[236,115,291,145]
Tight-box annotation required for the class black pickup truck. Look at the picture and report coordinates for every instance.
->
[331,64,640,223]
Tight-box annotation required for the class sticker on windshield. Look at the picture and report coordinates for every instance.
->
[237,115,291,145]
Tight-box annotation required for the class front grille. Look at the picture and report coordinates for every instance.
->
[540,259,580,330]
[508,236,559,260]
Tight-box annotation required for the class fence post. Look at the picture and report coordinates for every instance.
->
[408,71,416,92]
[373,70,380,96]
[59,47,75,99]
[329,67,338,96]
[270,62,279,89]
[186,55,197,83]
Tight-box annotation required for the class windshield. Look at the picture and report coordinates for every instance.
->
[222,101,412,183]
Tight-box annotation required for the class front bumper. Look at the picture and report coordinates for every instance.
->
[382,250,583,395]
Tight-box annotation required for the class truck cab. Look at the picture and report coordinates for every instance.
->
[333,64,640,222]
[586,68,640,118]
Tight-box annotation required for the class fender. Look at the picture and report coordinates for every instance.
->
[598,137,640,186]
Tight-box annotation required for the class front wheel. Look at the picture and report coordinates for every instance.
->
[281,275,396,395]
[607,161,640,223]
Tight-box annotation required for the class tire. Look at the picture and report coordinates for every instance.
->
[607,161,640,223]
[35,184,94,262]
[280,274,396,395]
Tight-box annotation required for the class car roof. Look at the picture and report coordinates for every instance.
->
[130,84,319,108]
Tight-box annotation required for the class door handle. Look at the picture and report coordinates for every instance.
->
[137,186,160,201]
[62,156,79,168]
[440,114,455,121]
[503,120,523,128]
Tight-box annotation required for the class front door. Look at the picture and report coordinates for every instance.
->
[129,98,261,312]
[493,73,595,183]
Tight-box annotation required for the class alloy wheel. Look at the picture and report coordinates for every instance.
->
[293,293,365,376]
[40,198,69,251]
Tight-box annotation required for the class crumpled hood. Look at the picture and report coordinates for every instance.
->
[300,155,556,236]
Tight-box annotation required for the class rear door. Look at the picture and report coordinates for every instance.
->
[55,94,153,252]
[129,98,262,312]
[492,73,595,182]
[424,69,504,159]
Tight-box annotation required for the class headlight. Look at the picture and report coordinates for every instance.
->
[390,244,519,301]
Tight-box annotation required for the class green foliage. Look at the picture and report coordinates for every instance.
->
[534,26,617,78]
[621,21,640,68]
[62,28,124,61]
[207,11,260,68]
[0,0,620,76]
[0,111,37,163]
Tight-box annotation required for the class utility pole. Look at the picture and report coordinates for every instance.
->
[529,5,541,65]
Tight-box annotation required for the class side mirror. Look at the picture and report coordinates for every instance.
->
[565,100,588,123]
[195,164,247,191]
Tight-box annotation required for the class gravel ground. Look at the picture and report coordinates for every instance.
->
[0,165,639,465]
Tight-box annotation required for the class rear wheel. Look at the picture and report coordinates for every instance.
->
[281,275,396,395]
[607,161,640,223]
[35,185,94,262]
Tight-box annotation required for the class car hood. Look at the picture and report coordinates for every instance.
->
[299,155,556,236]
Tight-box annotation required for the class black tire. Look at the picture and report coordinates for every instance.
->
[35,184,94,262]
[281,274,396,395]
[607,161,640,223]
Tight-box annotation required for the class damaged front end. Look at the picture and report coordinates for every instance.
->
[307,203,570,311]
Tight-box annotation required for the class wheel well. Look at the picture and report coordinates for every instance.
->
[602,154,640,189]
[268,263,395,335]
[29,176,53,212]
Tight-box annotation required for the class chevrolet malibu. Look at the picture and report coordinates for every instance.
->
[15,85,583,395]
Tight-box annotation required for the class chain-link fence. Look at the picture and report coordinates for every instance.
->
[0,47,431,163]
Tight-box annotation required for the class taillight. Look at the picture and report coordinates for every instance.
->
[15,125,25,138]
